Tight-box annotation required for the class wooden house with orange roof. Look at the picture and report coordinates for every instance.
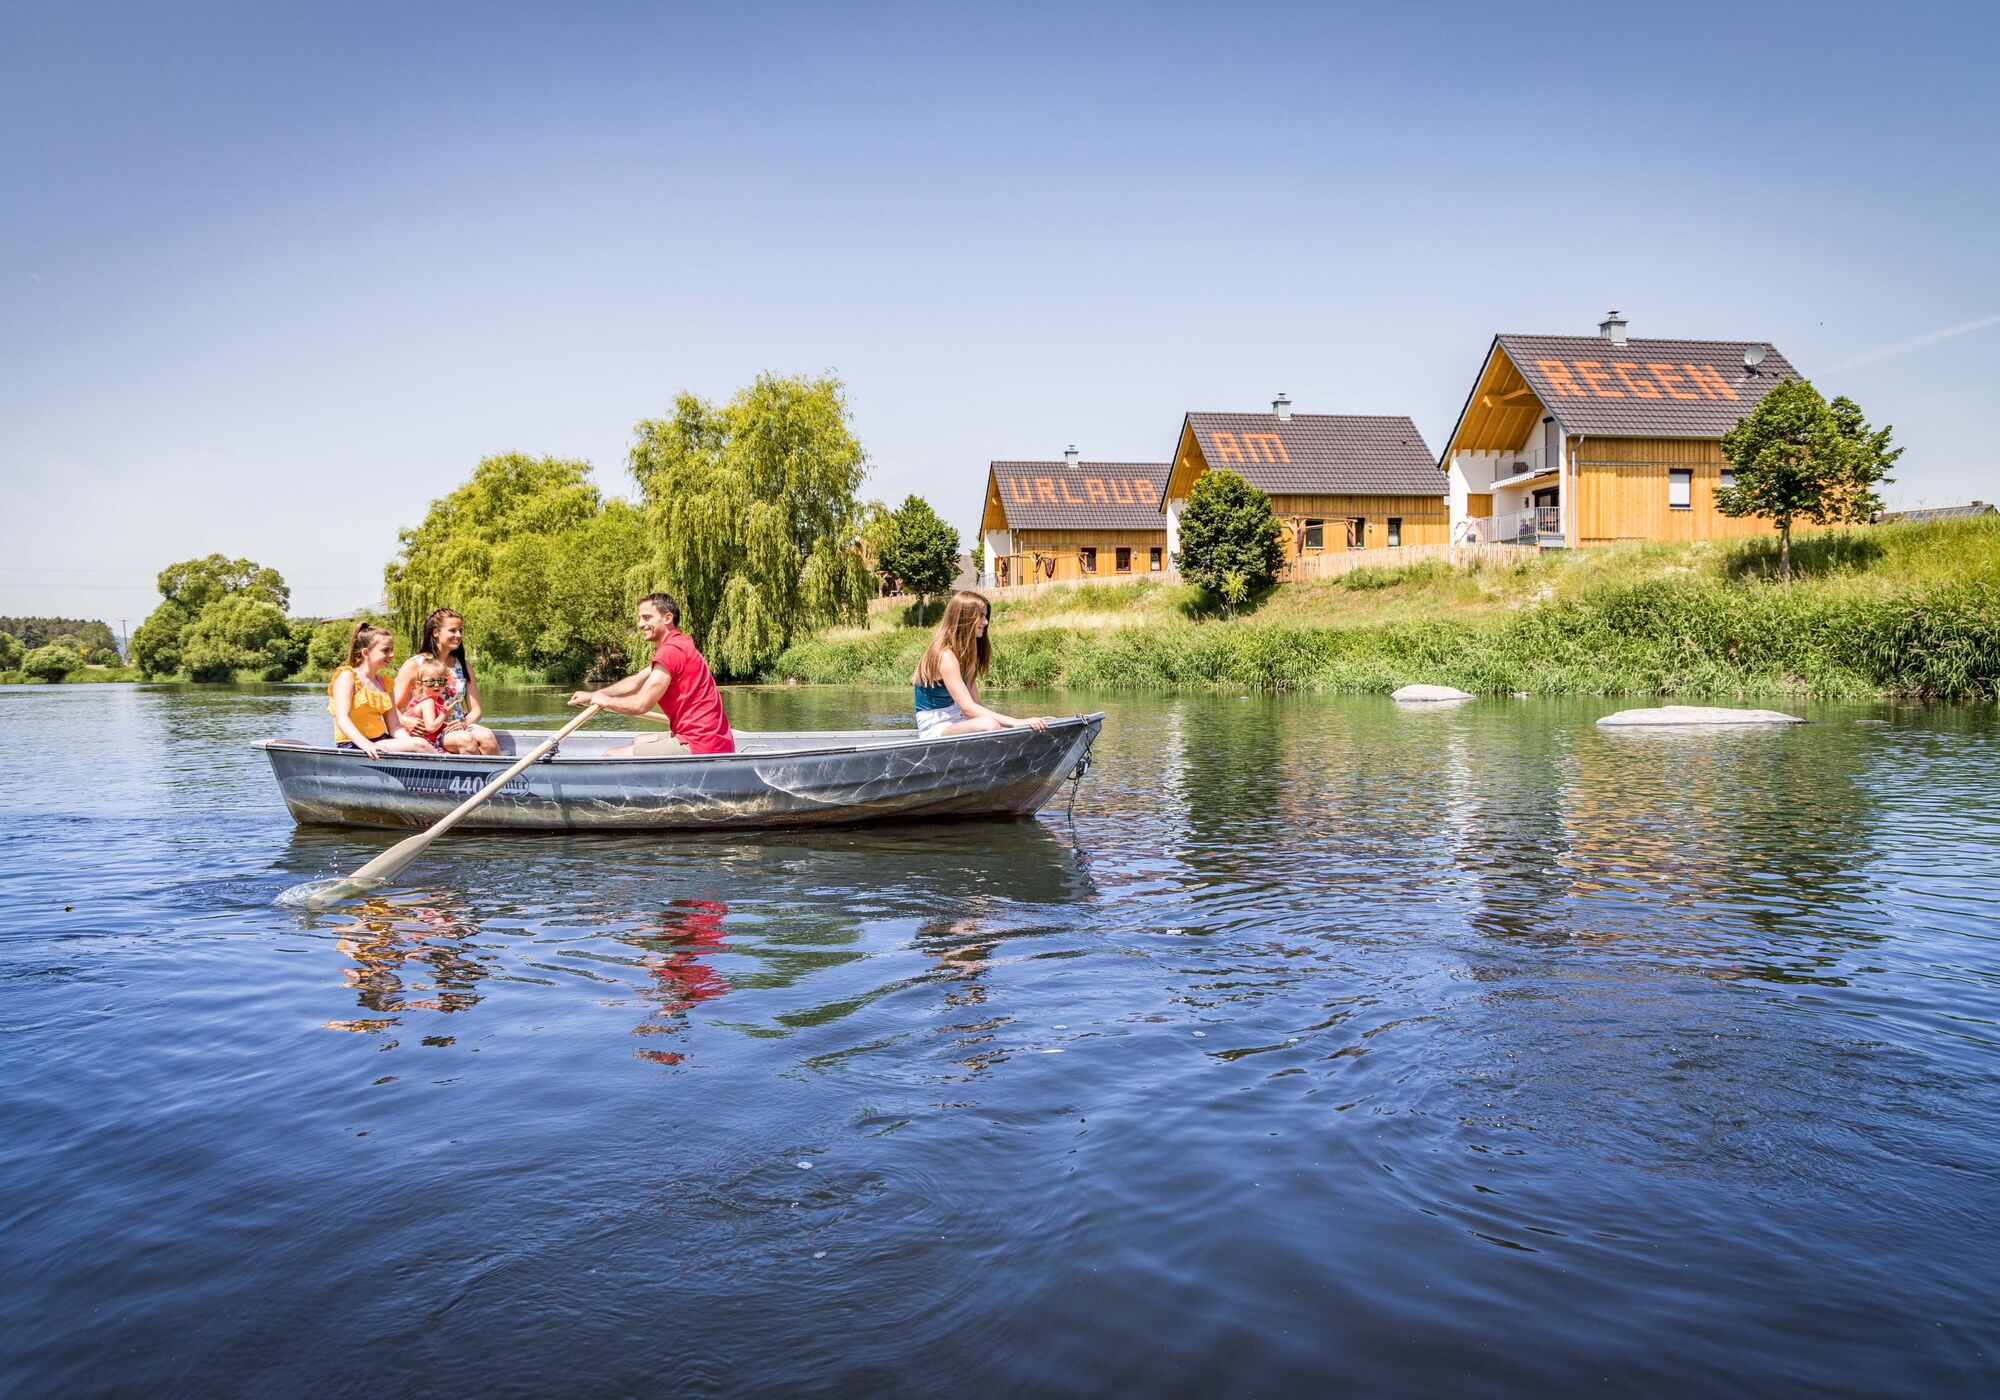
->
[978,448,1172,586]
[1438,313,1801,548]
[1159,395,1447,565]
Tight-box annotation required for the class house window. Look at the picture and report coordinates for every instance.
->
[1669,469,1692,510]
[1301,518,1325,550]
[1719,469,1735,491]
[1115,547,1132,573]
[1149,547,1162,571]
[1387,517,1402,547]
[1349,517,1367,548]
[1079,547,1097,573]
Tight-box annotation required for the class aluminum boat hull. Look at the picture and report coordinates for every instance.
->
[257,715,1102,831]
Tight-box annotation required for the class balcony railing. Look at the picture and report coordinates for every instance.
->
[1461,506,1562,546]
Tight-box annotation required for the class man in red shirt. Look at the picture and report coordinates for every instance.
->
[568,594,736,756]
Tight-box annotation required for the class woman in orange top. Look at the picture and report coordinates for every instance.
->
[327,622,438,759]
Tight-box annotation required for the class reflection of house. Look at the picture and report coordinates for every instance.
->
[1159,396,1445,563]
[980,449,1170,586]
[1439,314,1800,548]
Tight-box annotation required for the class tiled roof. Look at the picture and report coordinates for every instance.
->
[989,461,1171,530]
[1186,413,1441,497]
[1496,335,1799,438]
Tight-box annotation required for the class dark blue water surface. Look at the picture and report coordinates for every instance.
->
[2,683,1997,1396]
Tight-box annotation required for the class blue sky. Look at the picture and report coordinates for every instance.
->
[3,0,1996,626]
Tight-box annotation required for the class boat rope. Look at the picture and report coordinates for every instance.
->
[1063,728,1096,822]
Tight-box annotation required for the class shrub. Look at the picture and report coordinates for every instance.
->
[21,644,82,683]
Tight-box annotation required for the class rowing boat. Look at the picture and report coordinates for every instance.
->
[257,714,1102,831]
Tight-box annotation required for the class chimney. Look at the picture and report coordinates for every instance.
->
[1598,311,1627,345]
[1273,392,1292,421]
[1064,444,1079,469]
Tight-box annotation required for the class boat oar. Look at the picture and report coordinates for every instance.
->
[282,705,603,911]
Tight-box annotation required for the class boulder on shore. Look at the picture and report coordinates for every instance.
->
[1596,705,1804,728]
[1391,684,1474,703]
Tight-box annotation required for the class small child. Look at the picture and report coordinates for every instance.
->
[400,658,455,751]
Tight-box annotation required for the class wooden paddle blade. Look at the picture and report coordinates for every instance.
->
[348,830,435,886]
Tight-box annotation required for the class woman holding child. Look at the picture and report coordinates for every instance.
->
[912,590,1049,738]
[392,608,500,756]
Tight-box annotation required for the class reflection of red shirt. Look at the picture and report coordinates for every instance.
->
[652,628,734,754]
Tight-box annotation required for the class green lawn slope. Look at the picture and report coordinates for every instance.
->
[769,518,2000,701]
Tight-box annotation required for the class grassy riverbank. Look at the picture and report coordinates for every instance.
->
[769,518,2000,701]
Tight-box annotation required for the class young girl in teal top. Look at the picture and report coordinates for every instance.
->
[911,590,1049,739]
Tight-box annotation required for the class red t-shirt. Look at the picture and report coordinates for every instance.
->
[652,628,735,754]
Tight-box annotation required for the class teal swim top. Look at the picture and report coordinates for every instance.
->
[914,679,953,712]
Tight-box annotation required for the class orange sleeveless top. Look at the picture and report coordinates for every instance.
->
[327,665,394,742]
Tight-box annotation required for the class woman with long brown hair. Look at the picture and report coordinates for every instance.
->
[911,590,1048,739]
[327,622,440,759]
[393,608,500,755]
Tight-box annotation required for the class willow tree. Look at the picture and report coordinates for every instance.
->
[629,373,874,676]
[385,453,601,636]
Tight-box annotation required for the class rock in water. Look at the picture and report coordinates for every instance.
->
[1596,705,1804,728]
[1391,684,1474,702]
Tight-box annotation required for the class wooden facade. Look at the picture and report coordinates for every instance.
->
[990,529,1168,586]
[1571,437,1768,546]
[1267,493,1450,555]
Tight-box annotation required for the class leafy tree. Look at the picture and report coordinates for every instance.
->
[84,646,121,667]
[281,619,317,678]
[306,615,384,675]
[1718,380,1900,583]
[474,501,652,683]
[629,373,874,676]
[1174,469,1286,610]
[385,453,601,634]
[877,495,961,608]
[158,555,289,613]
[130,600,195,677]
[179,595,294,681]
[21,644,81,683]
[0,631,22,671]
[1,617,116,652]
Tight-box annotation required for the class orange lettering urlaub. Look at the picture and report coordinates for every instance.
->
[1647,364,1699,400]
[1085,478,1109,504]
[1684,364,1739,400]
[1536,360,1585,395]
[1572,360,1622,397]
[1036,478,1058,503]
[1108,478,1136,505]
[1008,478,1036,504]
[1131,478,1152,503]
[1241,433,1291,464]
[1612,363,1662,399]
[1058,478,1082,505]
[1209,431,1246,464]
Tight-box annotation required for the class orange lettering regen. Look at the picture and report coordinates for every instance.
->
[1612,363,1662,399]
[1536,360,1585,395]
[1058,478,1082,505]
[1647,364,1699,400]
[1036,478,1058,503]
[1108,478,1136,505]
[1209,431,1246,464]
[1085,478,1109,504]
[1241,432,1291,464]
[1684,364,1739,400]
[1572,360,1623,397]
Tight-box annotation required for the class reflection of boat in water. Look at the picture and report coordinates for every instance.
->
[257,717,1101,831]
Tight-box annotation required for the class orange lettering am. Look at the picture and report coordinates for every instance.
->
[1536,360,1585,396]
[1647,364,1699,400]
[1572,360,1622,397]
[1241,432,1291,464]
[1036,478,1058,503]
[1612,362,1662,399]
[1084,478,1109,504]
[1210,431,1246,464]
[1684,363,1739,400]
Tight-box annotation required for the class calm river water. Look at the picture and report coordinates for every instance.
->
[2,683,1997,1396]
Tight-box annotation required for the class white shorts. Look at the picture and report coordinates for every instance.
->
[915,703,966,738]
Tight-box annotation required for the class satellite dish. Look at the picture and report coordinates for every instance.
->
[1744,344,1768,370]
